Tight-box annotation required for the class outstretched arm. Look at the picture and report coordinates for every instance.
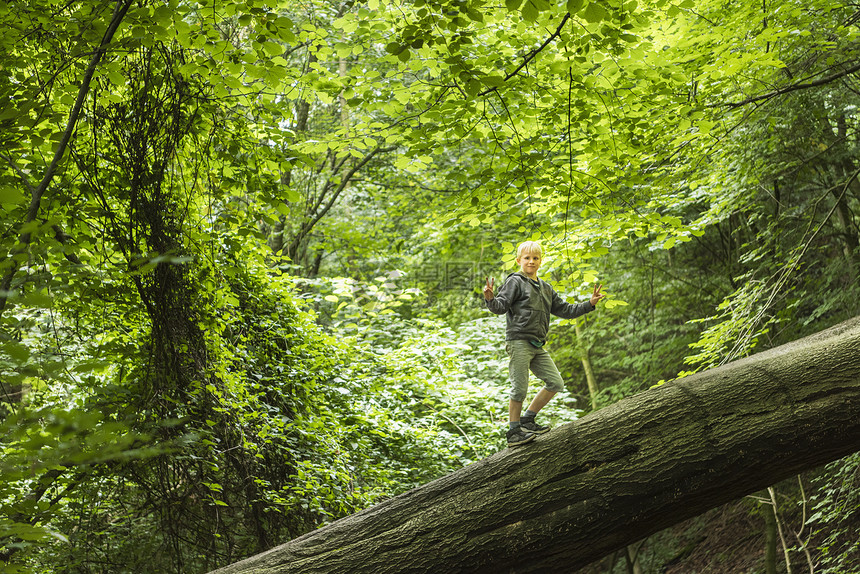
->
[485,276,517,315]
[550,283,605,319]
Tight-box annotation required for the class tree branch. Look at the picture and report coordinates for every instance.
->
[722,61,860,109]
[0,0,133,315]
[286,145,395,261]
[477,14,571,97]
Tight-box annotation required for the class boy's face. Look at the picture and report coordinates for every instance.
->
[517,250,542,278]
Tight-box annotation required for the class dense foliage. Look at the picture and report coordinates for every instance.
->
[1,0,859,572]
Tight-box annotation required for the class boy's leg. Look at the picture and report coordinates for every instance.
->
[506,398,533,446]
[505,341,536,446]
[521,348,564,434]
[506,340,533,413]
[526,388,557,414]
[509,399,523,423]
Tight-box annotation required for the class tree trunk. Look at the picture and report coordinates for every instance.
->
[209,316,860,574]
[760,491,778,574]
[575,318,599,411]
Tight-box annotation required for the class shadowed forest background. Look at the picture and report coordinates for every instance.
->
[1,0,860,572]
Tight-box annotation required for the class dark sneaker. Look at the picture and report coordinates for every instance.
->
[506,426,535,447]
[520,418,550,434]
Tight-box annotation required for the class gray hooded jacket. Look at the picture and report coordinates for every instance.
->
[486,272,594,342]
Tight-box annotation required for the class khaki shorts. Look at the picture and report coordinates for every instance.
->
[505,339,565,402]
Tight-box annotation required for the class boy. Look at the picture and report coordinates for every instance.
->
[484,241,604,447]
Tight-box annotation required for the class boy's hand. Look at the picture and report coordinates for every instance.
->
[590,283,605,306]
[483,277,495,301]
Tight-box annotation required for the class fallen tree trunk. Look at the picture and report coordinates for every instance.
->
[210,316,860,574]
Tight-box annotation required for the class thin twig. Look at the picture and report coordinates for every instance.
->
[721,167,860,364]
[769,486,793,574]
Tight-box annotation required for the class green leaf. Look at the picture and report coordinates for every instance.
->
[285,187,301,202]
[480,75,505,87]
[582,2,608,22]
[21,289,53,308]
[2,341,29,362]
[152,5,172,25]
[107,69,127,87]
[262,41,284,57]
[0,185,25,205]
[465,78,482,97]
[566,0,586,14]
[521,0,540,21]
[335,42,352,58]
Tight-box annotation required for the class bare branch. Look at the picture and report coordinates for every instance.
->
[721,61,860,109]
[478,13,571,97]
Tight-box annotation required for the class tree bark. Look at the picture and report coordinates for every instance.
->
[209,316,860,574]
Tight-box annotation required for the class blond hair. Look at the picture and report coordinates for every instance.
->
[516,241,542,259]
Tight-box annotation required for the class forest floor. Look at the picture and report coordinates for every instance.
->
[576,495,800,574]
[657,501,768,574]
